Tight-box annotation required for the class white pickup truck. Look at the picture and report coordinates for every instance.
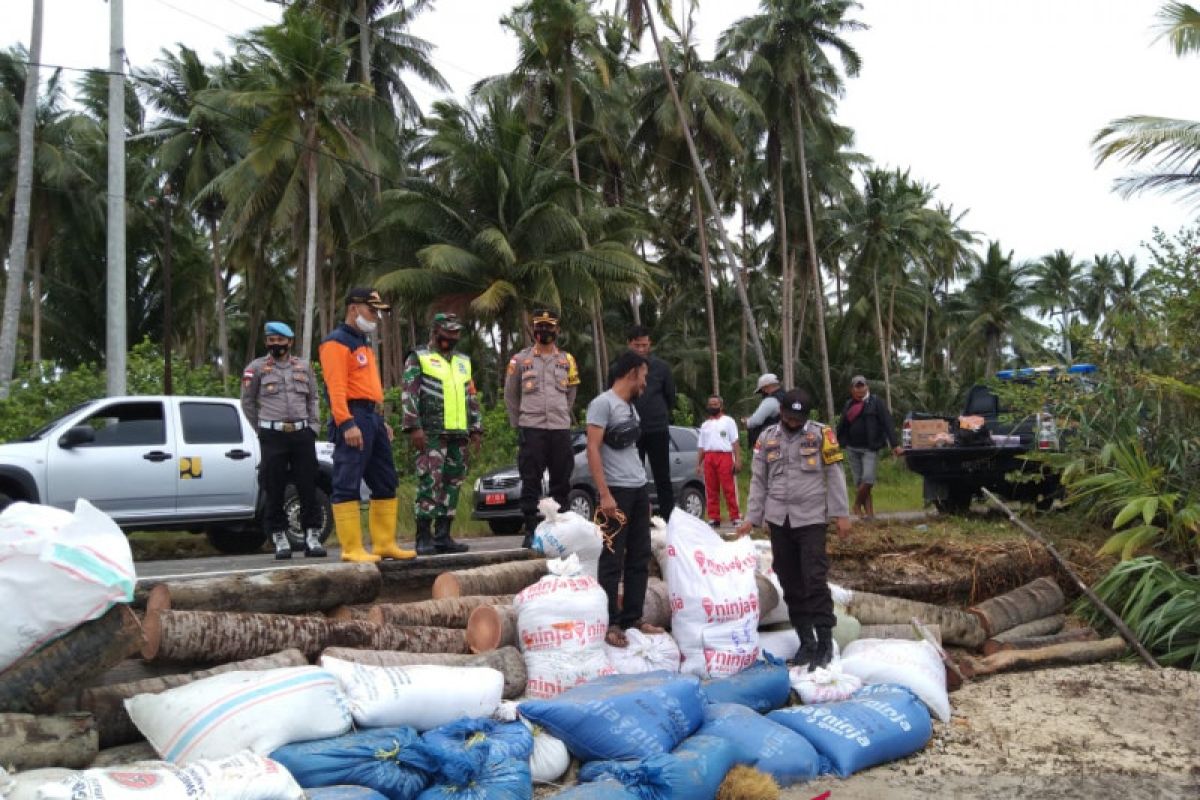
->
[0,395,334,554]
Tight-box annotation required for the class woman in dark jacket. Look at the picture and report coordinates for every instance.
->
[835,376,903,519]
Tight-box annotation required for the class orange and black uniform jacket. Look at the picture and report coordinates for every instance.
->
[319,323,384,432]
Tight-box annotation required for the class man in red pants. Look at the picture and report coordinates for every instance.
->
[696,395,741,527]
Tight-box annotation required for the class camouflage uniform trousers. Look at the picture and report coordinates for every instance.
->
[415,434,471,520]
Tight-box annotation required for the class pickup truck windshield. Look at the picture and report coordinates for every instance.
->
[17,401,93,442]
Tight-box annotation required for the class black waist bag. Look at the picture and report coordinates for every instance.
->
[604,418,642,449]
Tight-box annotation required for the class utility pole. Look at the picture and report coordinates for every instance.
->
[0,0,43,400]
[107,0,127,396]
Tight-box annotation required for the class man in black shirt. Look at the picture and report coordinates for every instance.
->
[835,375,903,519]
[609,326,677,518]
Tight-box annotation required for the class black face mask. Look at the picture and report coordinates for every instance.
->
[534,329,557,345]
[706,407,721,417]
[436,335,458,351]
[267,344,289,359]
[781,418,805,432]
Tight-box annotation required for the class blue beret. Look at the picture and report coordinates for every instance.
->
[264,321,294,338]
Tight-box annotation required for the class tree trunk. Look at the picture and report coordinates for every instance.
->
[0,605,142,714]
[0,0,42,398]
[772,148,793,388]
[91,740,159,768]
[141,563,381,615]
[162,200,173,394]
[856,623,942,645]
[871,260,892,411]
[321,645,527,700]
[642,1,767,375]
[846,591,986,648]
[958,637,1126,679]
[326,604,374,621]
[693,180,720,394]
[30,246,41,363]
[990,614,1065,643]
[465,604,518,653]
[968,576,1064,638]
[788,84,834,420]
[75,650,307,748]
[792,249,808,365]
[0,713,97,770]
[302,142,320,359]
[358,0,382,199]
[208,217,229,383]
[431,559,548,599]
[981,626,1098,657]
[369,595,515,628]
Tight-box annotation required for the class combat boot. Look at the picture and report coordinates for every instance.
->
[433,517,468,554]
[271,530,292,560]
[809,626,834,672]
[521,514,538,550]
[303,528,327,557]
[332,501,379,563]
[368,498,416,560]
[789,624,818,670]
[415,517,436,556]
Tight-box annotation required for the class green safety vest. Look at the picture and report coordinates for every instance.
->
[417,350,472,432]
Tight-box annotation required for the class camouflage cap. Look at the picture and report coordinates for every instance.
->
[432,312,463,332]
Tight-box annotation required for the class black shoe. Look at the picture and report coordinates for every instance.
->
[521,515,538,549]
[433,517,468,554]
[809,626,834,672]
[271,531,292,560]
[415,518,436,556]
[303,528,327,558]
[789,624,817,670]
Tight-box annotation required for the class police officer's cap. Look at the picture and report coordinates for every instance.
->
[264,321,294,338]
[432,312,463,332]
[345,287,391,311]
[531,309,560,327]
[777,389,809,418]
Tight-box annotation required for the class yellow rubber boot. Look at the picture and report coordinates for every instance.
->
[332,501,380,563]
[369,498,416,560]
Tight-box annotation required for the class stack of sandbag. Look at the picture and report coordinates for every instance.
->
[697,703,826,787]
[269,727,436,798]
[699,653,791,713]
[603,628,680,675]
[838,637,951,721]
[514,555,613,698]
[577,734,740,800]
[419,717,533,799]
[664,511,759,677]
[531,497,603,577]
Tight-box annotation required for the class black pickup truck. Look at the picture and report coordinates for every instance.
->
[901,365,1094,512]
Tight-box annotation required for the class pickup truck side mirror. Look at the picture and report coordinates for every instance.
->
[59,425,96,449]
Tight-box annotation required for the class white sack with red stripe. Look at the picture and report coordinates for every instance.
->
[124,667,351,765]
[0,499,136,672]
[665,510,760,678]
[515,554,613,698]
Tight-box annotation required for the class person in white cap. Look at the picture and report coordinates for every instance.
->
[744,372,783,451]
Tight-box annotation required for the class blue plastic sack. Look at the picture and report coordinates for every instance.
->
[271,727,435,800]
[579,734,738,800]
[766,684,932,777]
[421,718,533,763]
[517,671,704,761]
[697,702,824,786]
[416,753,531,800]
[418,718,532,800]
[699,654,790,712]
[305,789,390,799]
[550,782,638,799]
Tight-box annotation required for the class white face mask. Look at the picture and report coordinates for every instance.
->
[355,314,378,334]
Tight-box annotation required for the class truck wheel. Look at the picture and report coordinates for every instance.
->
[283,485,334,551]
[206,525,268,555]
[487,518,524,535]
[934,487,973,514]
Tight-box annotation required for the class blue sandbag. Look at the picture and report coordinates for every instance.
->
[550,782,638,799]
[416,752,531,800]
[698,702,824,786]
[418,718,532,800]
[766,684,933,777]
[517,671,704,761]
[699,654,790,712]
[306,789,390,799]
[421,718,533,763]
[579,734,738,800]
[271,727,435,800]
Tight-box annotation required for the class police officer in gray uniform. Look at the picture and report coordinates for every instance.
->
[241,321,326,559]
[737,388,850,670]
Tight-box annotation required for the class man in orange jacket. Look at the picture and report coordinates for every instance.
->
[319,288,416,563]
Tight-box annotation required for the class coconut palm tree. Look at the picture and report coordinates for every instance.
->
[1029,249,1083,362]
[949,241,1045,378]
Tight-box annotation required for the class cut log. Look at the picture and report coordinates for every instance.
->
[981,627,1099,657]
[640,578,673,630]
[958,636,1127,678]
[144,563,380,616]
[846,591,986,648]
[90,740,158,768]
[369,595,514,628]
[857,623,943,645]
[85,658,202,688]
[0,713,97,769]
[432,559,548,599]
[991,614,1066,643]
[326,604,374,621]
[968,576,1064,638]
[0,605,143,714]
[466,604,519,653]
[321,646,528,700]
[78,649,308,748]
[143,609,468,662]
[755,573,780,617]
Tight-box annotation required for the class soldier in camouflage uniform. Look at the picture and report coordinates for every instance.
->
[402,313,482,555]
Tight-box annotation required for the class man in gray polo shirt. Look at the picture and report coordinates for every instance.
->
[587,350,665,648]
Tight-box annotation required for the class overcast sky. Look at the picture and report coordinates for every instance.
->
[7,0,1196,263]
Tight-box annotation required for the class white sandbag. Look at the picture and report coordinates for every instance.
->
[839,638,951,722]
[515,555,614,698]
[789,665,862,705]
[0,767,75,800]
[125,667,351,764]
[665,510,759,677]
[757,628,800,661]
[829,582,853,607]
[34,751,303,800]
[832,603,862,650]
[521,718,570,784]
[318,657,503,730]
[532,498,603,577]
[604,629,681,674]
[649,516,669,576]
[0,499,136,672]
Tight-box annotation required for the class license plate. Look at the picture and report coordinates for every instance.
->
[485,493,507,506]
